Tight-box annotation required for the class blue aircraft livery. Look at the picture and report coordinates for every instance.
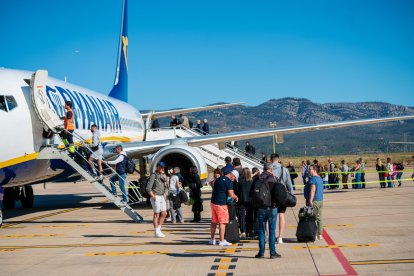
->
[46,86,122,132]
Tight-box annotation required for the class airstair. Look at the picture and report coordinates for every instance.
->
[146,127,264,170]
[37,140,144,222]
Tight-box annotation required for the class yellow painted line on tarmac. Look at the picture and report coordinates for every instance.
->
[129,229,206,235]
[85,250,170,257]
[350,259,414,265]
[0,234,64,239]
[288,224,353,229]
[36,224,90,228]
[293,243,380,250]
[0,249,22,252]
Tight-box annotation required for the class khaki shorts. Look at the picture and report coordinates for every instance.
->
[150,195,167,213]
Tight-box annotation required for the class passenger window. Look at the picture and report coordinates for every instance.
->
[6,96,17,111]
[0,95,6,112]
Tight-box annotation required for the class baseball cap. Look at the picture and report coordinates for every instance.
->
[157,162,166,167]
[230,170,239,181]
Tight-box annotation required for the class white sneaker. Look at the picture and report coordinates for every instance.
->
[208,239,216,245]
[317,235,322,240]
[155,232,165,238]
[277,237,283,244]
[219,240,232,246]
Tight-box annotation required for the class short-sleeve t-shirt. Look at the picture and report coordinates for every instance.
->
[211,176,234,205]
[169,175,179,192]
[304,175,324,201]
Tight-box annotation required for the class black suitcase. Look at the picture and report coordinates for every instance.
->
[225,219,240,243]
[296,215,317,242]
[227,202,237,221]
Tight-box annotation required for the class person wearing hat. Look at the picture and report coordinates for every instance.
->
[209,170,239,246]
[146,162,168,238]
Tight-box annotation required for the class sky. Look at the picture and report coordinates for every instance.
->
[1,0,414,110]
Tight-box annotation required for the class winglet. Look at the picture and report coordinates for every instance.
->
[109,0,128,102]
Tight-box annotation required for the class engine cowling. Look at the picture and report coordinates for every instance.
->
[149,145,208,185]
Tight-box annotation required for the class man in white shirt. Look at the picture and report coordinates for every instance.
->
[169,167,184,223]
[104,145,128,203]
[340,160,349,189]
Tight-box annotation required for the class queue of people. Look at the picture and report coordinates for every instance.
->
[150,114,210,134]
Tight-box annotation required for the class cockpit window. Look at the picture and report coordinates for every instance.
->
[0,95,6,111]
[6,96,17,111]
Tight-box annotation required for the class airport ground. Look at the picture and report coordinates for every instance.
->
[1,169,414,275]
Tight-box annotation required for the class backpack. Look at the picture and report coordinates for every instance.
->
[121,154,136,174]
[139,176,150,198]
[272,171,288,206]
[251,178,272,208]
[397,163,404,170]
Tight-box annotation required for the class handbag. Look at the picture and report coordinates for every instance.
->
[285,191,297,207]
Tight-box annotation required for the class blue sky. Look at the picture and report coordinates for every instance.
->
[1,0,413,110]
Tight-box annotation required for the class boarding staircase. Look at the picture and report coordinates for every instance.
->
[146,127,264,170]
[37,133,144,222]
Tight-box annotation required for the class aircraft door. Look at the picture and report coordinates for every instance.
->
[30,70,64,132]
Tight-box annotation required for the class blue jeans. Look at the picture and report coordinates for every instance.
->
[110,173,127,201]
[258,207,278,255]
[355,173,362,189]
[387,175,394,188]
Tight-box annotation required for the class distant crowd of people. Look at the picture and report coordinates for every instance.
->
[150,114,210,134]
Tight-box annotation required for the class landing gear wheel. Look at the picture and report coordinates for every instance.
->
[21,186,34,208]
[3,187,18,209]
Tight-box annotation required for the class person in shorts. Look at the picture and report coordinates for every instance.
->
[146,162,168,238]
[209,170,239,246]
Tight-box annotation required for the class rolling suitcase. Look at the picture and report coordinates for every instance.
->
[296,206,317,242]
[225,219,240,243]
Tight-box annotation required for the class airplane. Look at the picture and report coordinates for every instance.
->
[1,0,413,215]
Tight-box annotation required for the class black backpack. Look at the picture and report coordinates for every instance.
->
[251,178,272,208]
[139,176,150,198]
[398,163,404,170]
[273,173,288,206]
[121,154,136,174]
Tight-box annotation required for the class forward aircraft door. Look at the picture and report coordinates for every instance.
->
[30,70,64,132]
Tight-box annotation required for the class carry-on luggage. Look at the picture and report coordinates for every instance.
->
[225,219,240,243]
[296,206,317,242]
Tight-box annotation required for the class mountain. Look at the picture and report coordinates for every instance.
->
[159,98,414,156]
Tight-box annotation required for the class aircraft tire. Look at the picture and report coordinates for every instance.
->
[21,186,34,208]
[3,187,17,209]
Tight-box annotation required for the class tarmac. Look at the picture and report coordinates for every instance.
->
[1,173,414,276]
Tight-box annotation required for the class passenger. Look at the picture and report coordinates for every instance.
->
[245,141,255,156]
[88,124,103,180]
[304,164,324,240]
[170,115,181,127]
[333,166,340,188]
[202,118,210,134]
[386,157,394,188]
[164,168,172,221]
[270,153,293,244]
[355,159,362,189]
[60,100,75,153]
[412,156,414,182]
[359,158,366,189]
[179,114,190,128]
[232,158,243,175]
[340,160,349,189]
[169,167,184,223]
[253,162,281,259]
[195,120,202,133]
[246,167,261,239]
[286,161,298,190]
[376,158,387,188]
[261,152,267,164]
[301,160,310,186]
[151,115,160,129]
[395,162,404,187]
[146,162,168,238]
[236,167,253,240]
[328,159,336,190]
[209,170,239,246]
[104,145,128,203]
[209,168,222,188]
[320,165,328,189]
[313,159,320,174]
[189,166,203,222]
[221,156,234,175]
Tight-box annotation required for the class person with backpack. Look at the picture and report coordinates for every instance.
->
[395,162,404,187]
[190,166,203,222]
[304,164,324,240]
[146,162,168,238]
[250,162,281,259]
[104,145,128,203]
[270,153,293,245]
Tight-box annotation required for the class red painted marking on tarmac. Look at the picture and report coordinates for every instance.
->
[322,229,358,276]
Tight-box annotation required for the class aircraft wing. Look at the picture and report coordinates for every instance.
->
[115,115,414,158]
[141,102,245,120]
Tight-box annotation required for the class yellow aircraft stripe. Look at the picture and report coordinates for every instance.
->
[0,152,38,169]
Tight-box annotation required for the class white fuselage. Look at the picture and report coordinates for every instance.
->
[0,68,144,187]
